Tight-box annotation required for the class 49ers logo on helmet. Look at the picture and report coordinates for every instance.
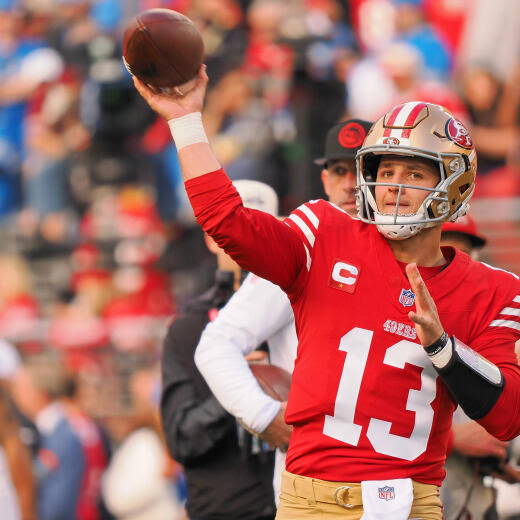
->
[445,118,473,149]
[338,122,366,149]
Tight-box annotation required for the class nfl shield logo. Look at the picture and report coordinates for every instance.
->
[378,486,395,501]
[399,288,415,307]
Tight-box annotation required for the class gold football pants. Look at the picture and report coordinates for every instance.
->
[276,470,443,519]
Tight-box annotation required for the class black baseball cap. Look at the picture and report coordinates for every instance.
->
[314,119,373,166]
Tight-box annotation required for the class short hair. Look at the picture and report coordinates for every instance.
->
[24,355,73,400]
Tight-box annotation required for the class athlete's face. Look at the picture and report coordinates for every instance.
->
[321,159,357,216]
[375,155,440,216]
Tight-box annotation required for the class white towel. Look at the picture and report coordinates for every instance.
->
[361,478,414,520]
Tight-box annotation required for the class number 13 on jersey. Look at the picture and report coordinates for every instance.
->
[323,327,438,461]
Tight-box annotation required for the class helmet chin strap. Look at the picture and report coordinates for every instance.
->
[374,211,437,240]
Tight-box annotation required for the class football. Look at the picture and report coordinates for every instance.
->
[122,8,204,93]
[249,363,292,402]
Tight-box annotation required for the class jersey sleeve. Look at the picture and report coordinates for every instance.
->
[186,170,307,294]
[468,278,520,440]
[283,200,324,273]
[194,274,294,433]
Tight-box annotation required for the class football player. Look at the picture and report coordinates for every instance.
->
[133,67,520,520]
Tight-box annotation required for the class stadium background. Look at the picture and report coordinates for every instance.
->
[1,0,520,516]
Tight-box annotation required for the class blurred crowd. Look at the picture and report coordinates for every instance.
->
[1,0,520,518]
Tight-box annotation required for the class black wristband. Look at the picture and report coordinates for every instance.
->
[425,331,450,356]
[433,336,504,420]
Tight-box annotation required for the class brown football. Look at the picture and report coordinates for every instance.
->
[122,8,204,91]
[249,364,292,402]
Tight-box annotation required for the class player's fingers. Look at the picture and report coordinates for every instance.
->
[405,263,422,297]
[406,263,435,308]
[492,437,509,451]
[408,310,428,326]
[491,445,508,460]
[132,75,144,91]
[193,64,208,86]
[409,307,441,326]
[133,75,154,100]
[405,263,421,290]
[197,64,209,93]
[405,263,426,312]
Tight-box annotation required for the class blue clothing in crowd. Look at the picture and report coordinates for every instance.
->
[35,404,85,520]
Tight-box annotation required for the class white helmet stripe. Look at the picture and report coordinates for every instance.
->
[387,102,427,140]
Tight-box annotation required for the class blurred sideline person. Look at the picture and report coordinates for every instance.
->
[134,67,520,520]
[439,217,520,520]
[61,372,109,520]
[194,119,372,500]
[494,438,520,520]
[161,180,280,520]
[0,340,36,520]
[101,367,184,520]
[11,355,85,520]
[440,214,486,258]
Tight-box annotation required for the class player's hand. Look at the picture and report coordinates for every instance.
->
[259,401,293,452]
[491,461,520,483]
[405,263,444,347]
[452,421,508,459]
[244,350,269,363]
[132,64,208,120]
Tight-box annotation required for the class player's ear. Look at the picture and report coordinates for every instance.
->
[321,170,330,197]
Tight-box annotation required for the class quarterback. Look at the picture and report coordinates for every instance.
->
[133,67,520,520]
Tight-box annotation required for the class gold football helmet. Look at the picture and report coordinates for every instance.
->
[356,101,477,240]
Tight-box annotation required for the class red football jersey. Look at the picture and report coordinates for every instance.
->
[187,170,520,486]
